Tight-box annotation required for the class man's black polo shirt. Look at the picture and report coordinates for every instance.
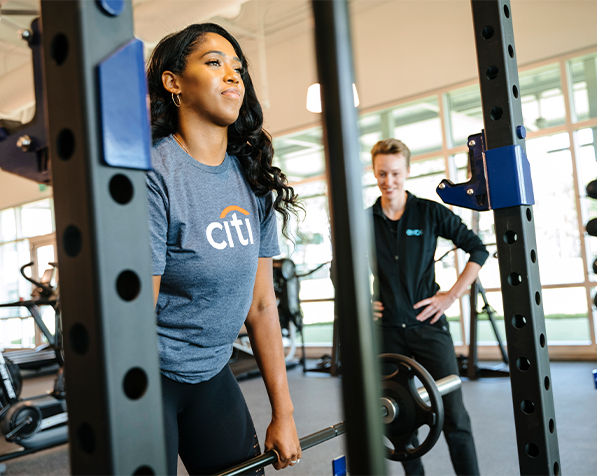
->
[368,192,489,329]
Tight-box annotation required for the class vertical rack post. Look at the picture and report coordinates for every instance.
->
[40,1,166,473]
[471,1,561,474]
[311,1,387,475]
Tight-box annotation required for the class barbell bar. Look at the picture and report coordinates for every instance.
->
[215,373,461,476]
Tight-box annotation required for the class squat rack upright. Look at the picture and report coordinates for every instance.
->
[13,0,560,474]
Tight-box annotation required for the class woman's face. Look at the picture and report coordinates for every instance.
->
[175,32,245,127]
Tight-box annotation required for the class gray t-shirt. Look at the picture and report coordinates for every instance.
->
[147,135,280,383]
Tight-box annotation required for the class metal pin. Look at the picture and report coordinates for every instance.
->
[467,188,474,195]
[468,140,476,148]
[17,135,32,152]
[438,183,445,190]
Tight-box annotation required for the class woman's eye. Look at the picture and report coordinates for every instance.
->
[207,60,221,66]
[235,67,243,74]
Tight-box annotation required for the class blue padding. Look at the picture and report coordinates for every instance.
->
[332,455,347,476]
[485,145,535,208]
[98,38,151,170]
[97,0,124,16]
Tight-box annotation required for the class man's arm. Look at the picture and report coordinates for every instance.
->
[245,257,301,470]
[414,261,481,324]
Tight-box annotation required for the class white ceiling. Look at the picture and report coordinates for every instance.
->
[0,0,390,120]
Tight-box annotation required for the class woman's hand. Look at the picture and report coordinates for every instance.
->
[372,301,384,321]
[264,414,302,470]
[413,291,456,324]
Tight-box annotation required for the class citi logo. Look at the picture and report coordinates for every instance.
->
[206,205,254,250]
[406,229,422,236]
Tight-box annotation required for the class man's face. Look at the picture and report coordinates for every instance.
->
[373,153,410,201]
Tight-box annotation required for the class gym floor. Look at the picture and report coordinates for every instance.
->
[1,360,596,475]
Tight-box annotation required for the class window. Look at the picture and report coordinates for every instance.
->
[569,52,597,123]
[273,48,597,355]
[520,64,566,131]
[0,199,55,349]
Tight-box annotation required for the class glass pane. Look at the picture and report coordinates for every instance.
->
[20,199,54,238]
[519,64,566,132]
[477,291,507,345]
[569,52,597,123]
[359,113,383,164]
[392,97,442,155]
[0,209,17,243]
[273,128,324,182]
[543,287,590,343]
[576,126,597,282]
[526,133,583,285]
[301,301,334,326]
[407,157,447,202]
[445,85,483,148]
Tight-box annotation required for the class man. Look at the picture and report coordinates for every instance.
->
[369,138,487,476]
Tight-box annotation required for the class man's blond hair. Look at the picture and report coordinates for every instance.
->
[371,139,411,168]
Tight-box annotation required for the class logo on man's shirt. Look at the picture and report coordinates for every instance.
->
[206,205,255,250]
[405,229,422,236]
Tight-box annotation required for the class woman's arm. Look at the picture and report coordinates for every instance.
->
[414,261,482,324]
[245,257,301,470]
[152,275,161,308]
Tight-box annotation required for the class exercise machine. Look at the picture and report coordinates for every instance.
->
[0,262,62,370]
[228,258,305,379]
[0,353,68,462]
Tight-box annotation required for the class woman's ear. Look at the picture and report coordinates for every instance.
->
[162,71,180,95]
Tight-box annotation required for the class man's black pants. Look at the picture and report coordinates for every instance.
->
[381,321,480,476]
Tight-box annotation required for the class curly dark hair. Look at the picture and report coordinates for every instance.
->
[147,23,301,238]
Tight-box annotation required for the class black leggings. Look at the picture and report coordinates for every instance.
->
[161,366,263,476]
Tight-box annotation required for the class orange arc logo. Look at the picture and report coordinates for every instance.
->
[220,205,250,219]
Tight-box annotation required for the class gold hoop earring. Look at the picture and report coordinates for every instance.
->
[172,92,181,108]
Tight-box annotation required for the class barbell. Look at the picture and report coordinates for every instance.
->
[215,354,461,476]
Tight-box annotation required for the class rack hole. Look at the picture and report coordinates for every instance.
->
[63,225,82,257]
[516,357,531,371]
[554,462,560,476]
[109,174,134,205]
[525,443,539,458]
[123,367,148,400]
[70,323,89,355]
[57,129,75,160]
[481,25,494,39]
[513,85,519,98]
[490,107,503,120]
[549,419,555,433]
[504,4,510,18]
[133,467,156,476]
[76,423,96,454]
[526,208,532,221]
[508,273,522,286]
[540,334,546,347]
[512,315,526,329]
[50,33,69,66]
[521,400,535,414]
[504,230,517,244]
[535,292,541,305]
[116,270,141,302]
[544,376,550,390]
[530,249,536,263]
[508,45,514,58]
[486,66,499,80]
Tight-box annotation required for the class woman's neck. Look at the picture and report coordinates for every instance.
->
[175,115,228,166]
[380,191,407,221]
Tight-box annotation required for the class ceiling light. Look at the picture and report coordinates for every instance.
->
[306,83,359,113]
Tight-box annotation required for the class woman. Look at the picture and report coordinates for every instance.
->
[146,23,302,475]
